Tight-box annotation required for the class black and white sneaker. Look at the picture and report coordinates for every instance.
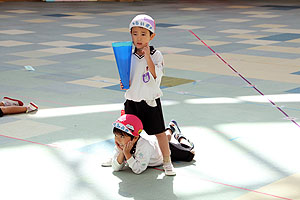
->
[169,120,194,150]
[168,120,181,135]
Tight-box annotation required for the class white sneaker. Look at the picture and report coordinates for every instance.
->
[27,102,38,113]
[163,162,176,176]
[2,97,24,106]
[101,158,112,167]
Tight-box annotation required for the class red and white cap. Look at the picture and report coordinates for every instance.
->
[112,114,143,136]
[129,14,155,33]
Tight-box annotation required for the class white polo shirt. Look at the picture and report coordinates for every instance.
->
[125,46,164,107]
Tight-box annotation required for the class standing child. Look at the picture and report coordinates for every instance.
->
[120,14,175,175]
[111,114,194,174]
[0,97,38,117]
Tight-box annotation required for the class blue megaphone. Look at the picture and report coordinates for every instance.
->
[112,41,132,89]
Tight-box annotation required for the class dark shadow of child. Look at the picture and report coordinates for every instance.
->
[113,167,178,200]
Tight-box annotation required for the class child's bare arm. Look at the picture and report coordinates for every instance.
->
[115,140,126,164]
[116,152,125,164]
[112,144,126,171]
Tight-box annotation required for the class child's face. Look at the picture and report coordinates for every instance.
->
[131,27,155,50]
[114,133,132,149]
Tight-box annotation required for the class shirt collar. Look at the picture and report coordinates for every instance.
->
[133,46,156,59]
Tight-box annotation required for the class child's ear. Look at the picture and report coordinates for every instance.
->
[150,33,156,40]
[132,136,139,142]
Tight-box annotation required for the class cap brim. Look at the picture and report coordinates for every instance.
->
[112,122,134,136]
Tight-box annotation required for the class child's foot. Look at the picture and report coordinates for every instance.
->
[170,120,194,150]
[163,162,176,176]
[26,102,38,113]
[169,120,181,135]
[2,97,24,106]
[101,158,112,167]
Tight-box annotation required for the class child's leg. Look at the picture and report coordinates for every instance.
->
[167,120,195,162]
[1,106,27,115]
[156,132,171,158]
[0,107,3,117]
[178,137,194,149]
[169,120,194,150]
[0,102,38,115]
[169,142,195,162]
[165,128,172,142]
[155,132,176,176]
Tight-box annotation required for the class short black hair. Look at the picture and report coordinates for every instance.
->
[113,127,134,140]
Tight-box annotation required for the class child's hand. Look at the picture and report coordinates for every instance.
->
[123,140,134,158]
[120,79,130,90]
[142,43,150,58]
[115,140,123,152]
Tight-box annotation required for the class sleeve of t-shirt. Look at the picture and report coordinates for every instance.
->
[126,142,153,174]
[150,50,164,82]
[112,146,125,171]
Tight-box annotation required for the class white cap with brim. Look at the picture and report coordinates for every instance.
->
[129,14,155,33]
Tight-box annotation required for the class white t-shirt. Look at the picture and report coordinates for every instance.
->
[125,46,164,107]
[112,133,163,174]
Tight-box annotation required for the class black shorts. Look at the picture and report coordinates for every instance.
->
[0,108,3,117]
[124,99,165,135]
[169,142,194,162]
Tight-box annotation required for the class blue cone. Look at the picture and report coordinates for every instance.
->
[112,41,132,89]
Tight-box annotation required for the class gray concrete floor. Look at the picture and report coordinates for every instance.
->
[1,1,300,199]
